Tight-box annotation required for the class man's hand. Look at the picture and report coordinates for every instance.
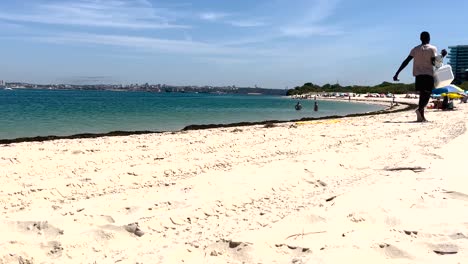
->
[394,55,412,83]
[441,49,448,57]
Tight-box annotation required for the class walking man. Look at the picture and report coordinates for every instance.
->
[393,31,447,122]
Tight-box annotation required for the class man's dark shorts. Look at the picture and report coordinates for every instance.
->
[415,75,434,93]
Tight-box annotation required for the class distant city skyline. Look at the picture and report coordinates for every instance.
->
[1,0,468,88]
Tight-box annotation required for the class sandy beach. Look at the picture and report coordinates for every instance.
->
[1,98,468,263]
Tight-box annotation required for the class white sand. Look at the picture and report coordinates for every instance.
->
[1,98,468,263]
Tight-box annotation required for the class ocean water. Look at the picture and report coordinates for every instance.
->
[0,89,385,139]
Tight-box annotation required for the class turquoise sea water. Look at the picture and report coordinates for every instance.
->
[0,89,385,139]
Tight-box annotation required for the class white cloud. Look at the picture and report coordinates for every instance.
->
[301,0,340,24]
[228,20,267,28]
[2,0,346,60]
[0,0,188,29]
[198,57,251,65]
[279,0,342,37]
[32,33,281,57]
[200,12,267,27]
[0,21,24,29]
[281,26,343,37]
[219,34,278,46]
[199,12,229,21]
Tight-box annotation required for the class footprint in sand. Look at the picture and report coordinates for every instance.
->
[431,243,458,255]
[44,241,63,258]
[347,213,365,223]
[378,243,412,259]
[444,191,468,201]
[449,232,468,240]
[275,244,311,253]
[99,222,145,237]
[1,255,34,264]
[206,239,253,262]
[4,222,64,260]
[97,215,116,224]
[124,206,141,214]
[18,256,34,264]
[9,221,64,238]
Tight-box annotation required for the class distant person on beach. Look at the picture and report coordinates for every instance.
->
[393,31,447,122]
[314,102,319,112]
[436,98,442,109]
[462,94,468,103]
[441,95,449,110]
[295,101,302,111]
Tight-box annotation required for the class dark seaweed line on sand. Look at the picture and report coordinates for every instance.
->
[0,102,417,145]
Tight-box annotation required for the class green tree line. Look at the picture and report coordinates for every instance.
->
[286,81,468,96]
[459,81,468,91]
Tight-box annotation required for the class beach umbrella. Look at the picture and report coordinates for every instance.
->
[432,85,464,95]
[441,93,464,99]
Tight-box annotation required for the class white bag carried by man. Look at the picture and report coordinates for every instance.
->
[433,54,454,88]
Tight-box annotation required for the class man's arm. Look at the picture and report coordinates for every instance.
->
[433,49,448,66]
[393,55,413,81]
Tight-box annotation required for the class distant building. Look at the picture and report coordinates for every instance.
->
[448,45,468,83]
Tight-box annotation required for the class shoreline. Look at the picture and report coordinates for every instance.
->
[294,93,420,105]
[0,100,415,145]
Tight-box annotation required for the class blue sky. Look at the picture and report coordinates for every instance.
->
[1,0,467,88]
